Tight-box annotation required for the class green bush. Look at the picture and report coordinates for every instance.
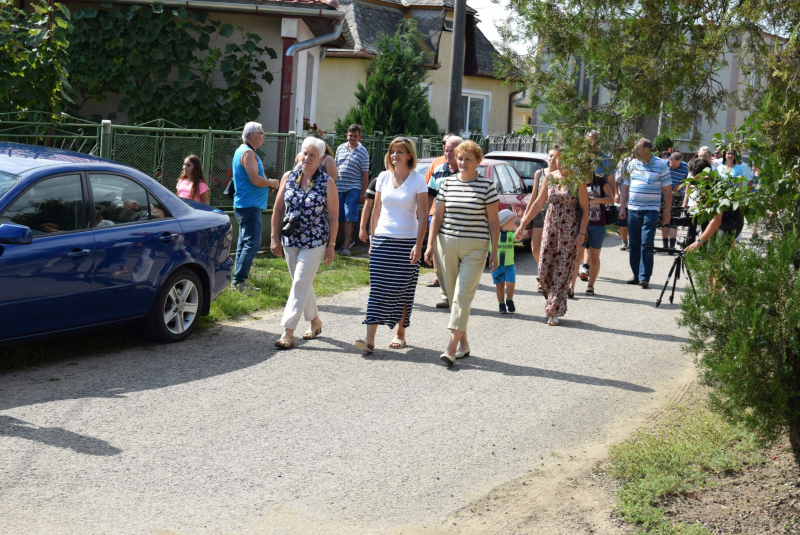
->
[0,1,71,114]
[335,19,439,136]
[653,133,673,153]
[514,124,534,136]
[679,230,800,462]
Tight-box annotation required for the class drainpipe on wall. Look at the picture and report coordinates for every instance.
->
[508,90,522,133]
[279,18,343,132]
[278,38,296,134]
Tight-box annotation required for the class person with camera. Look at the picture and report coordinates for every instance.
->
[270,137,339,349]
[683,158,744,253]
[231,122,281,292]
[353,137,428,353]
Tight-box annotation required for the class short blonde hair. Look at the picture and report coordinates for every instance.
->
[454,140,483,162]
[384,137,418,171]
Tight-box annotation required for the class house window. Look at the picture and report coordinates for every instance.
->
[461,90,491,133]
[444,17,453,31]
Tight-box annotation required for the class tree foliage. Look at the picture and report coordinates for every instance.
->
[0,0,71,115]
[67,2,276,128]
[335,19,439,136]
[495,0,784,183]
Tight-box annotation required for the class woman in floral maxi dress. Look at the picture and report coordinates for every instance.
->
[516,149,588,325]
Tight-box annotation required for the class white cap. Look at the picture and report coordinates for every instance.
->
[498,209,515,226]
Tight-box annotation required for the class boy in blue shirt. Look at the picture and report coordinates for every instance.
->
[493,209,518,313]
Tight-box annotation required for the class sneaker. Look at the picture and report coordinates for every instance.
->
[505,299,516,313]
[231,281,260,293]
[578,263,589,281]
[626,277,639,285]
[498,302,507,314]
[435,299,450,309]
[341,248,351,257]
[639,280,649,289]
[348,240,356,250]
[621,243,629,251]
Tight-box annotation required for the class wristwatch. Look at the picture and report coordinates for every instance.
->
[696,237,703,245]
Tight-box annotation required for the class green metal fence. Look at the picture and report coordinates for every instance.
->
[0,112,544,211]
[0,111,101,155]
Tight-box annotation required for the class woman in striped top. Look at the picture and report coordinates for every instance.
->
[424,140,500,365]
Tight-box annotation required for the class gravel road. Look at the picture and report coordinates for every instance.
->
[0,234,696,534]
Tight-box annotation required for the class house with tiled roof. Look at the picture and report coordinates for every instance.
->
[315,0,517,134]
[61,0,347,133]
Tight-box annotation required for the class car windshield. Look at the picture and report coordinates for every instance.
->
[496,158,546,180]
[416,161,434,174]
[0,171,19,198]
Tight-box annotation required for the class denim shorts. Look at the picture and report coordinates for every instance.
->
[582,225,606,249]
[339,188,361,223]
[492,264,516,284]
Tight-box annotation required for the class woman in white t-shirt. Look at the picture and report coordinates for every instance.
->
[354,138,429,353]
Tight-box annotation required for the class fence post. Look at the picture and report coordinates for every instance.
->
[284,131,297,173]
[482,136,489,156]
[100,120,112,159]
[202,127,213,175]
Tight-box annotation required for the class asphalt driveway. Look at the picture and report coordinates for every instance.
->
[0,234,696,534]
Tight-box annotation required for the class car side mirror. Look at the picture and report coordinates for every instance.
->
[0,223,32,245]
[525,185,534,194]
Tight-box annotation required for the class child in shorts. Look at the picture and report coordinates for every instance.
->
[493,209,518,314]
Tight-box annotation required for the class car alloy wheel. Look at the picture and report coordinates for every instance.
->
[163,278,199,335]
[143,268,205,343]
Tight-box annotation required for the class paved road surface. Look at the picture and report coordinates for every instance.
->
[0,234,696,534]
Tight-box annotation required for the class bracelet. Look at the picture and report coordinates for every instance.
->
[328,242,335,246]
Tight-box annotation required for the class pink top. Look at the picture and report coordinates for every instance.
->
[176,178,209,202]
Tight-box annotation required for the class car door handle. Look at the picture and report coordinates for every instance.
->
[66,249,91,258]
[158,233,179,243]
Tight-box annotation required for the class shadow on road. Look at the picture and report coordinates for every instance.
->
[0,415,122,456]
[0,325,281,412]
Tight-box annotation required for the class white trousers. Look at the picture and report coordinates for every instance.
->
[281,245,326,330]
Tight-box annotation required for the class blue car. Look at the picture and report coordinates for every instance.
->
[0,142,233,345]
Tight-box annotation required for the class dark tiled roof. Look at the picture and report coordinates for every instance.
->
[330,0,500,77]
[473,25,498,75]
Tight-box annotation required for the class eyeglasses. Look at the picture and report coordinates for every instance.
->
[398,137,410,143]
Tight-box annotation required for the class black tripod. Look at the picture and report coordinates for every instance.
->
[646,246,696,307]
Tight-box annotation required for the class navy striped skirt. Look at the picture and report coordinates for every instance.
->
[364,236,420,328]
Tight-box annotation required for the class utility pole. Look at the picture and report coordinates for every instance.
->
[447,0,468,133]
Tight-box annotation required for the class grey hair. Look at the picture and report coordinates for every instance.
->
[301,136,326,158]
[445,135,464,146]
[586,129,600,139]
[242,121,263,143]
[698,146,711,155]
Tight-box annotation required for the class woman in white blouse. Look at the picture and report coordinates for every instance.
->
[354,138,429,353]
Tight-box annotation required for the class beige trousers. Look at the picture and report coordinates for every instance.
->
[437,234,490,332]
[433,239,448,300]
[281,245,326,330]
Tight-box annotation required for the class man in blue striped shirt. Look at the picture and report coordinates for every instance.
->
[660,152,689,249]
[619,138,672,287]
[335,124,370,256]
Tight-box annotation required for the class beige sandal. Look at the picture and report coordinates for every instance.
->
[302,322,322,340]
[388,337,406,349]
[275,334,295,349]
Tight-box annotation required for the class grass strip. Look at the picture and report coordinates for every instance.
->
[0,254,370,373]
[606,403,763,534]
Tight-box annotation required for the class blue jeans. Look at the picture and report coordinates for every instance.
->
[234,206,262,284]
[627,209,658,282]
